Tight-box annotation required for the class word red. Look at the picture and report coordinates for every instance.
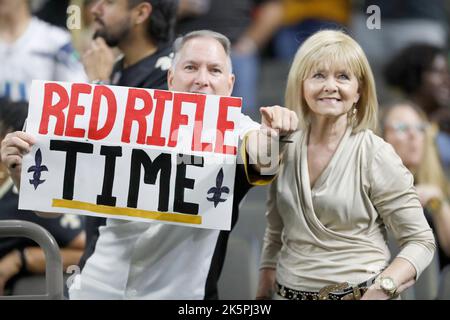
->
[38,83,241,155]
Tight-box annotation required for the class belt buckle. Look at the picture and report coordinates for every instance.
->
[318,282,349,300]
[341,286,368,300]
[278,285,287,298]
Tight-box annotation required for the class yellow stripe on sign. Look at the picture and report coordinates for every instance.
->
[52,199,202,225]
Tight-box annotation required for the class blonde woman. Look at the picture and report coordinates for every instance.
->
[381,101,450,268]
[256,30,435,300]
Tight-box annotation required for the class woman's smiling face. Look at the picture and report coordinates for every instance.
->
[303,62,360,121]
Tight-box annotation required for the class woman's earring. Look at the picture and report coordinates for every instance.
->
[351,104,358,126]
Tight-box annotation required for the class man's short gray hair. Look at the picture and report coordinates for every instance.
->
[171,30,233,73]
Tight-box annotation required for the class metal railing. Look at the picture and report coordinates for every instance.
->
[0,220,63,300]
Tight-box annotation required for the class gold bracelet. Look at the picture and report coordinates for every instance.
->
[426,197,443,216]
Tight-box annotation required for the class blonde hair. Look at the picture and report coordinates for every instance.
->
[380,101,450,198]
[285,30,378,132]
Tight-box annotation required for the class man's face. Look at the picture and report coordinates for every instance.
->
[168,37,235,96]
[90,0,133,47]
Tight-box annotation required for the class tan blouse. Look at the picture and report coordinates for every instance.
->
[260,127,436,291]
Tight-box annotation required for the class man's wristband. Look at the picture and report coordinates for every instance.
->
[19,248,29,274]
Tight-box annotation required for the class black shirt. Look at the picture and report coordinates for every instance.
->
[110,47,172,89]
[204,164,253,299]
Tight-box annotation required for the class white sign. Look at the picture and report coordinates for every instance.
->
[19,81,242,230]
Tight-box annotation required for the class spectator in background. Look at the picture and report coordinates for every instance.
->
[381,101,450,270]
[384,44,450,120]
[273,0,351,61]
[0,0,87,102]
[0,98,85,296]
[176,0,283,115]
[384,44,450,176]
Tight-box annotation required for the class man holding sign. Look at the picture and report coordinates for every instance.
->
[1,30,297,299]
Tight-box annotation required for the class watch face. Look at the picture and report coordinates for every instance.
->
[381,278,395,291]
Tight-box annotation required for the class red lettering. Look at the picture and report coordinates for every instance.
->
[167,93,193,148]
[88,85,117,140]
[121,88,153,144]
[215,97,241,155]
[39,83,69,135]
[191,94,212,152]
[65,83,91,138]
[146,90,171,147]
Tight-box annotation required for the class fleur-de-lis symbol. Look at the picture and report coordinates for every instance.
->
[60,214,81,229]
[28,149,48,190]
[207,168,230,208]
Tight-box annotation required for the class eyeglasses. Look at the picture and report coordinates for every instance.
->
[385,122,428,135]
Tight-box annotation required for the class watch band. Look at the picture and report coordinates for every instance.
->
[377,276,397,298]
